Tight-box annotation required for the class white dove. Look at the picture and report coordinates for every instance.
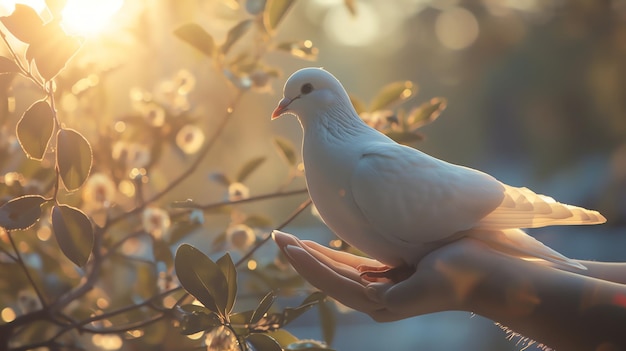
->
[272,67,605,281]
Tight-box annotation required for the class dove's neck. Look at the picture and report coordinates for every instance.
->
[300,101,369,143]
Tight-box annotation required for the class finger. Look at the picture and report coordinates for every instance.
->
[273,231,358,280]
[283,245,384,313]
[273,230,382,269]
[273,230,372,282]
[300,239,383,269]
[365,271,447,319]
[299,241,366,282]
[272,230,302,249]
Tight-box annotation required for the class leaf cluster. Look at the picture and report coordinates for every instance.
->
[175,244,334,350]
[352,81,447,144]
[0,4,80,81]
[0,1,336,350]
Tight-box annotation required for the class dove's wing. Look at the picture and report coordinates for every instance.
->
[476,185,606,229]
[350,142,606,247]
[350,143,505,244]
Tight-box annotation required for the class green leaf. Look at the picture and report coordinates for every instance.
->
[216,253,237,315]
[407,97,447,130]
[16,100,54,160]
[174,244,229,318]
[51,204,94,267]
[222,19,253,55]
[369,81,417,112]
[272,137,297,166]
[302,291,326,305]
[27,22,81,80]
[236,156,266,182]
[349,94,366,115]
[282,292,325,326]
[0,4,44,43]
[251,291,277,324]
[264,0,296,33]
[230,310,254,325]
[266,330,299,348]
[0,56,19,75]
[246,333,282,351]
[384,131,424,145]
[173,23,215,57]
[179,304,222,335]
[0,195,47,231]
[56,128,92,191]
[319,301,336,346]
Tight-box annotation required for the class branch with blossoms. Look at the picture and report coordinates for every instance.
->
[0,1,445,351]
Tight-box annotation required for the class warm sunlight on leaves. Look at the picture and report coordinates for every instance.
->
[0,1,622,350]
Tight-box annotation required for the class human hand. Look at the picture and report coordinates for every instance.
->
[273,230,626,351]
[272,230,488,322]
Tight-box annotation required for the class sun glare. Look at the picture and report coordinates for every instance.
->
[61,0,124,36]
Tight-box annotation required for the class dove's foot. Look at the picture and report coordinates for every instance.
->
[358,264,415,283]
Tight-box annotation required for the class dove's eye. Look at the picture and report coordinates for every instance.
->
[300,83,313,95]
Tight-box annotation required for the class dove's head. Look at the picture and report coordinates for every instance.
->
[271,68,353,123]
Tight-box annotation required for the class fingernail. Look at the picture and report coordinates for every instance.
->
[272,230,289,246]
[271,230,279,241]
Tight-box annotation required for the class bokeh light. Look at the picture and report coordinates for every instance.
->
[36,225,51,241]
[92,334,123,350]
[323,2,381,47]
[1,307,16,322]
[435,7,479,50]
[176,124,205,155]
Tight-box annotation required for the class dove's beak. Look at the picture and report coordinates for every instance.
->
[271,97,292,119]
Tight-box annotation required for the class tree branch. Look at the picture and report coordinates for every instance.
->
[235,198,312,268]
[6,231,47,308]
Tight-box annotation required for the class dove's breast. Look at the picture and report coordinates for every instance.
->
[301,130,409,266]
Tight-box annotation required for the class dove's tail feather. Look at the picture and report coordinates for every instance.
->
[467,228,586,270]
[477,185,606,230]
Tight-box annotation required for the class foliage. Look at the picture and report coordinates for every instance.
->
[0,1,442,350]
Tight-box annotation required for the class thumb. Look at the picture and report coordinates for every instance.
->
[365,282,392,304]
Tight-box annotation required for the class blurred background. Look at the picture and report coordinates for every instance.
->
[275,1,626,350]
[1,0,625,350]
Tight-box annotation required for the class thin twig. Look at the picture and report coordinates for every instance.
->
[0,244,18,261]
[197,188,308,210]
[9,286,185,351]
[6,231,47,308]
[105,90,244,230]
[79,313,167,334]
[235,197,312,268]
[69,285,181,329]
